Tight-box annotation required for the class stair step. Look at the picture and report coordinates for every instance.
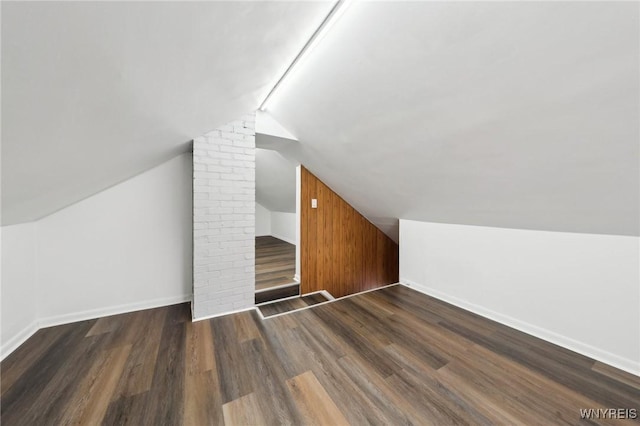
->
[255,283,300,304]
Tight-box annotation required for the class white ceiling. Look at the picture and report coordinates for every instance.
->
[269,1,639,240]
[1,1,333,225]
[3,2,638,241]
[256,148,297,213]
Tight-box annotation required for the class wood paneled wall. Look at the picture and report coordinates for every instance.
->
[300,167,399,298]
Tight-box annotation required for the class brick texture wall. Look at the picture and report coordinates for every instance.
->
[192,112,256,319]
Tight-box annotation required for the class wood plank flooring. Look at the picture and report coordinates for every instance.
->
[259,293,330,318]
[255,236,296,291]
[2,285,639,425]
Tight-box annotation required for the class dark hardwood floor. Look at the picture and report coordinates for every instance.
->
[2,285,639,425]
[259,292,330,318]
[255,236,296,291]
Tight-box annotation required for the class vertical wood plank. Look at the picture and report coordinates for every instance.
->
[326,189,336,294]
[316,182,325,294]
[307,169,318,293]
[299,166,398,297]
[331,193,339,296]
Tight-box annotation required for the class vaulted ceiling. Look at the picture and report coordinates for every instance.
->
[269,1,639,239]
[1,1,333,225]
[3,1,638,241]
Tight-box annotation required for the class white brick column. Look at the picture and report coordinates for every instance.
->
[192,112,256,319]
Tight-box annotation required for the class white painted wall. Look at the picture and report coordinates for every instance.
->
[1,222,39,358]
[400,219,640,375]
[256,202,272,236]
[256,110,297,141]
[271,211,296,246]
[255,148,297,213]
[37,154,193,325]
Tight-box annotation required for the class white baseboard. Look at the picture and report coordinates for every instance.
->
[271,233,296,246]
[192,306,256,322]
[38,294,192,329]
[320,290,335,300]
[1,321,40,362]
[400,279,640,376]
[4,294,261,359]
[2,294,193,361]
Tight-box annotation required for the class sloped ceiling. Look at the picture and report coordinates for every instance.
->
[269,1,639,240]
[3,2,638,242]
[256,148,297,214]
[1,1,333,225]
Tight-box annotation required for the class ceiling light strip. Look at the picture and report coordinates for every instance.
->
[259,0,352,112]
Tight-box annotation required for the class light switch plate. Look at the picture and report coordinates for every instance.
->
[311,199,318,208]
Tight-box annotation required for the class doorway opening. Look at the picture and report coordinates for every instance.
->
[254,148,300,304]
